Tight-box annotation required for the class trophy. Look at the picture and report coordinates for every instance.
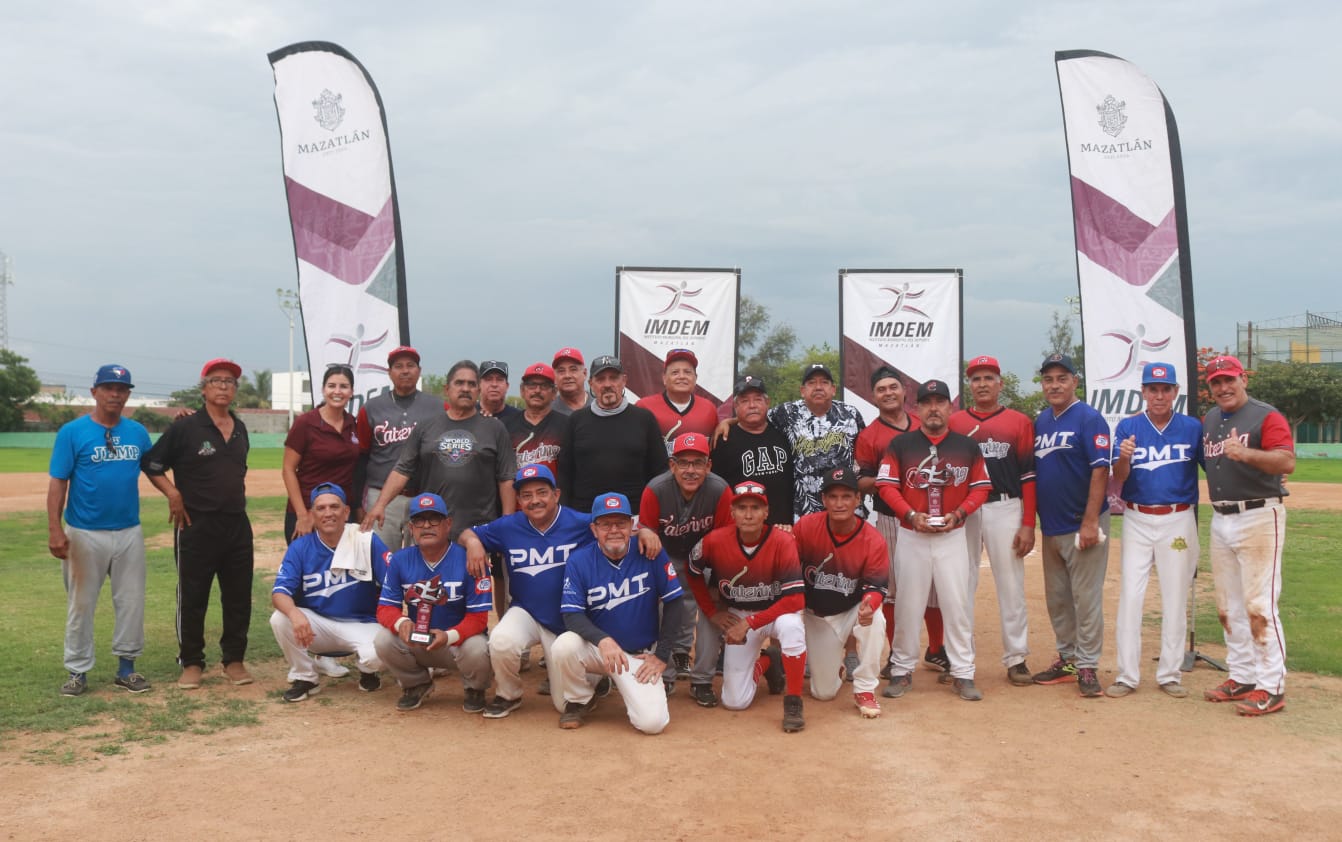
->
[923,445,947,528]
[405,576,448,645]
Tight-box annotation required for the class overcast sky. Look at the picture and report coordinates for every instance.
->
[3,1,1338,398]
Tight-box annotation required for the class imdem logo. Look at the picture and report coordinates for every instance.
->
[869,282,934,344]
[1098,324,1170,382]
[644,280,709,338]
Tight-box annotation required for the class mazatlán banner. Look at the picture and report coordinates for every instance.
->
[616,267,739,403]
[270,41,410,415]
[1056,50,1197,431]
[840,269,963,423]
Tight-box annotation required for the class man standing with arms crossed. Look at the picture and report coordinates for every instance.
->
[1105,362,1202,700]
[1031,354,1111,698]
[948,355,1038,686]
[142,358,255,690]
[49,364,153,696]
[355,346,443,550]
[1201,355,1295,717]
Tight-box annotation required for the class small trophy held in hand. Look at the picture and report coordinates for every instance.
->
[406,576,448,646]
[924,445,946,528]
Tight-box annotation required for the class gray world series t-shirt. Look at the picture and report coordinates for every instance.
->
[394,412,517,538]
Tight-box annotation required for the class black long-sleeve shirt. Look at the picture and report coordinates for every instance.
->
[558,405,666,515]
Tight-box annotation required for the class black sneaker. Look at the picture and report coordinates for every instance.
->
[594,675,613,698]
[60,673,87,697]
[843,652,859,682]
[463,687,487,714]
[924,646,950,672]
[1007,662,1033,686]
[782,694,805,733]
[672,651,691,675]
[114,672,151,694]
[483,695,522,719]
[358,671,381,692]
[879,661,894,681]
[283,679,320,703]
[690,682,718,708]
[763,645,786,695]
[558,698,596,729]
[882,673,913,698]
[1077,667,1102,698]
[1033,657,1078,685]
[537,678,551,696]
[396,682,434,712]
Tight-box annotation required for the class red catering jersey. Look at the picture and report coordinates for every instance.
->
[791,511,889,616]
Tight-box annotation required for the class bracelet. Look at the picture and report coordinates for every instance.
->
[905,510,917,523]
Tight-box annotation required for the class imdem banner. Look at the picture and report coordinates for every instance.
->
[1056,50,1196,430]
[840,269,963,424]
[616,267,739,403]
[270,41,410,415]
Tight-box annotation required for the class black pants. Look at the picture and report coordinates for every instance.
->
[176,512,254,668]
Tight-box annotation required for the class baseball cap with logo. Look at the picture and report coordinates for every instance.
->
[589,355,623,377]
[409,492,450,518]
[1040,353,1078,375]
[521,362,555,384]
[592,492,633,519]
[1142,362,1178,385]
[869,366,901,389]
[802,363,834,384]
[514,464,557,489]
[200,358,242,380]
[917,380,952,402]
[965,355,1000,376]
[553,347,585,367]
[480,360,509,379]
[734,375,767,396]
[732,481,769,505]
[93,364,134,389]
[1205,356,1245,381]
[665,348,699,369]
[308,482,347,507]
[387,346,421,365]
[821,466,859,492]
[672,433,710,457]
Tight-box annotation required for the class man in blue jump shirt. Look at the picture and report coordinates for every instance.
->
[48,364,154,697]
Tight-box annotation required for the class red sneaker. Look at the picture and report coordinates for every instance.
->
[1204,678,1256,703]
[1234,689,1285,716]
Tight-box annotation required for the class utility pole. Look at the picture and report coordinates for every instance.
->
[0,251,12,351]
[276,288,300,428]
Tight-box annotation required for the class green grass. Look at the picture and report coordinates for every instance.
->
[0,446,284,473]
[1289,459,1342,484]
[0,496,287,755]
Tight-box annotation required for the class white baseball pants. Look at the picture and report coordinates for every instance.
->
[374,626,492,691]
[269,608,384,683]
[804,604,886,696]
[963,499,1030,667]
[1114,508,1198,688]
[889,529,974,679]
[489,605,565,711]
[721,610,805,711]
[1211,504,1288,695]
[550,632,670,734]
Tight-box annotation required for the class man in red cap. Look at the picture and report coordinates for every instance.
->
[550,348,591,416]
[948,355,1038,686]
[636,348,721,454]
[504,362,569,481]
[354,346,444,551]
[143,359,255,689]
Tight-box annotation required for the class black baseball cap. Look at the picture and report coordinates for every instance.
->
[802,363,833,384]
[590,355,623,376]
[916,380,952,402]
[480,360,509,378]
[734,375,767,396]
[1040,353,1078,375]
[869,366,901,389]
[820,466,859,492]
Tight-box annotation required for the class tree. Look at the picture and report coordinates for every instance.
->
[170,370,272,410]
[736,295,798,388]
[776,342,840,394]
[1242,361,1342,441]
[131,406,173,432]
[0,350,42,431]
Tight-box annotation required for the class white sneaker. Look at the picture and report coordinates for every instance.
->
[315,656,350,678]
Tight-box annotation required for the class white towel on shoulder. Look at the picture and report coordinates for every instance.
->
[330,524,374,582]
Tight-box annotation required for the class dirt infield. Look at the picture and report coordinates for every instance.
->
[4,472,1341,839]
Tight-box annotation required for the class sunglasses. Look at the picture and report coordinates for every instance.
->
[105,426,117,455]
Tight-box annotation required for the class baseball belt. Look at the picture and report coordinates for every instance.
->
[1126,502,1192,515]
[1212,497,1282,516]
[987,492,1019,503]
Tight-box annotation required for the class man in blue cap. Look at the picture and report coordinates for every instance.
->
[48,364,153,696]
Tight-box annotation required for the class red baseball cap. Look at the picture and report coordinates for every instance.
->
[732,481,769,505]
[200,358,242,379]
[965,355,1000,376]
[522,362,555,383]
[387,346,421,365]
[1205,356,1245,381]
[553,347,584,366]
[672,432,710,457]
[665,348,698,369]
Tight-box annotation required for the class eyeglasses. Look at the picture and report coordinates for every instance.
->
[521,380,554,390]
[673,458,709,470]
[410,515,446,526]
[205,377,238,388]
[592,518,633,532]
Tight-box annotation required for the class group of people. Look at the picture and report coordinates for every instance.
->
[45,341,1295,733]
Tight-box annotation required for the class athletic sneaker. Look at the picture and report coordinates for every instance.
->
[483,695,522,719]
[1077,667,1102,698]
[843,652,860,683]
[1033,657,1078,685]
[1160,682,1189,698]
[558,698,597,729]
[1234,689,1285,717]
[664,677,676,697]
[879,660,894,681]
[358,671,381,692]
[954,678,983,701]
[924,646,950,672]
[1007,663,1033,686]
[1204,678,1256,703]
[763,645,786,695]
[283,680,320,703]
[396,682,434,712]
[314,656,349,678]
[882,673,913,698]
[690,683,718,708]
[672,651,691,676]
[537,678,551,696]
[595,676,613,698]
[114,673,152,694]
[854,691,881,718]
[462,687,487,714]
[1105,682,1135,698]
[782,694,805,733]
[60,673,87,697]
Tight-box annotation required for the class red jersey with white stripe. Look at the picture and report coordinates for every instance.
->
[875,429,992,524]
[855,414,921,517]
[688,524,803,612]
[635,392,721,456]
[791,512,889,616]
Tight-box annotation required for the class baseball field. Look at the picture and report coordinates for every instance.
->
[2,468,1340,840]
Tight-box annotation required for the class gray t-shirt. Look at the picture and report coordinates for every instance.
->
[361,390,445,488]
[394,412,516,538]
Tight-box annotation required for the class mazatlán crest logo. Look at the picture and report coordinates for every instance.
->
[312,89,345,131]
[1171,537,1188,551]
[1096,95,1127,138]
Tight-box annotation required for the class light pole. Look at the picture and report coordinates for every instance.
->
[276,288,300,428]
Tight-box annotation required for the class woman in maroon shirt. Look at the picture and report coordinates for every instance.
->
[281,364,359,542]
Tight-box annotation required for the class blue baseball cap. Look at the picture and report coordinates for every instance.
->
[309,482,347,506]
[93,364,134,388]
[515,464,556,489]
[592,492,632,519]
[1142,362,1178,385]
[409,493,450,518]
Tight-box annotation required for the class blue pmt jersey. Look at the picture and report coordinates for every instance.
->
[273,533,392,622]
[380,543,492,630]
[1034,401,1112,536]
[1112,412,1203,505]
[561,539,683,653]
[471,505,596,634]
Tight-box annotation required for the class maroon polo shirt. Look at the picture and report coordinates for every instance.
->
[284,407,359,512]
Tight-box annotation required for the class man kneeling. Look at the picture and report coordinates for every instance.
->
[551,493,683,734]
